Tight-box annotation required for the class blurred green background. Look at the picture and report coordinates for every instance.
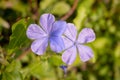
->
[0,0,120,80]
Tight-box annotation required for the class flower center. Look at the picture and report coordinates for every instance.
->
[74,41,78,46]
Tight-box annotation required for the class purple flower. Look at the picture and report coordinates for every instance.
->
[26,14,67,55]
[62,23,95,65]
[60,65,67,74]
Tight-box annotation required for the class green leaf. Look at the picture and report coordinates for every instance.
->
[5,60,21,72]
[48,55,64,66]
[99,66,109,76]
[40,0,56,10]
[73,0,95,30]
[92,37,110,50]
[51,1,70,16]
[89,74,97,80]
[9,19,27,48]
[8,18,33,54]
[22,60,55,79]
[114,43,120,58]
[2,71,23,80]
[2,60,22,80]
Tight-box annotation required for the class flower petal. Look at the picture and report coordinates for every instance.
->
[50,36,65,53]
[62,46,77,65]
[51,21,66,36]
[77,28,95,43]
[62,36,74,49]
[31,37,48,55]
[77,45,94,62]
[26,24,46,40]
[40,14,55,33]
[64,23,77,41]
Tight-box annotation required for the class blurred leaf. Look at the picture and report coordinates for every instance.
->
[51,1,70,16]
[0,17,10,29]
[5,60,21,72]
[32,62,51,78]
[2,60,22,80]
[116,31,120,40]
[109,25,116,34]
[76,73,82,80]
[0,57,8,65]
[73,0,95,30]
[114,62,120,80]
[48,55,64,66]
[114,43,120,58]
[89,74,96,80]
[27,60,55,79]
[40,0,56,10]
[99,66,109,76]
[92,37,110,50]
[2,71,23,80]
[73,6,87,30]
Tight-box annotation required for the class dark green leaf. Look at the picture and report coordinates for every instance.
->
[8,18,33,54]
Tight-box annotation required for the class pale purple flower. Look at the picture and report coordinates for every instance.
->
[62,23,95,65]
[26,14,67,55]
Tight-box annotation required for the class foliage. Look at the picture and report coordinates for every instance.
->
[0,0,120,80]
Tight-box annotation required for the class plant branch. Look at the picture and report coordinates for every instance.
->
[61,0,79,20]
[17,48,31,60]
[28,0,39,21]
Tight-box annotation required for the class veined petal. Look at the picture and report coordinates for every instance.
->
[77,28,95,43]
[26,24,46,40]
[62,36,74,49]
[31,38,48,55]
[40,14,55,33]
[64,23,77,41]
[50,36,65,53]
[77,45,94,62]
[62,46,77,65]
[51,21,66,36]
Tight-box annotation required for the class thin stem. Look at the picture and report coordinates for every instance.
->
[28,0,39,21]
[61,0,79,20]
[17,48,31,60]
